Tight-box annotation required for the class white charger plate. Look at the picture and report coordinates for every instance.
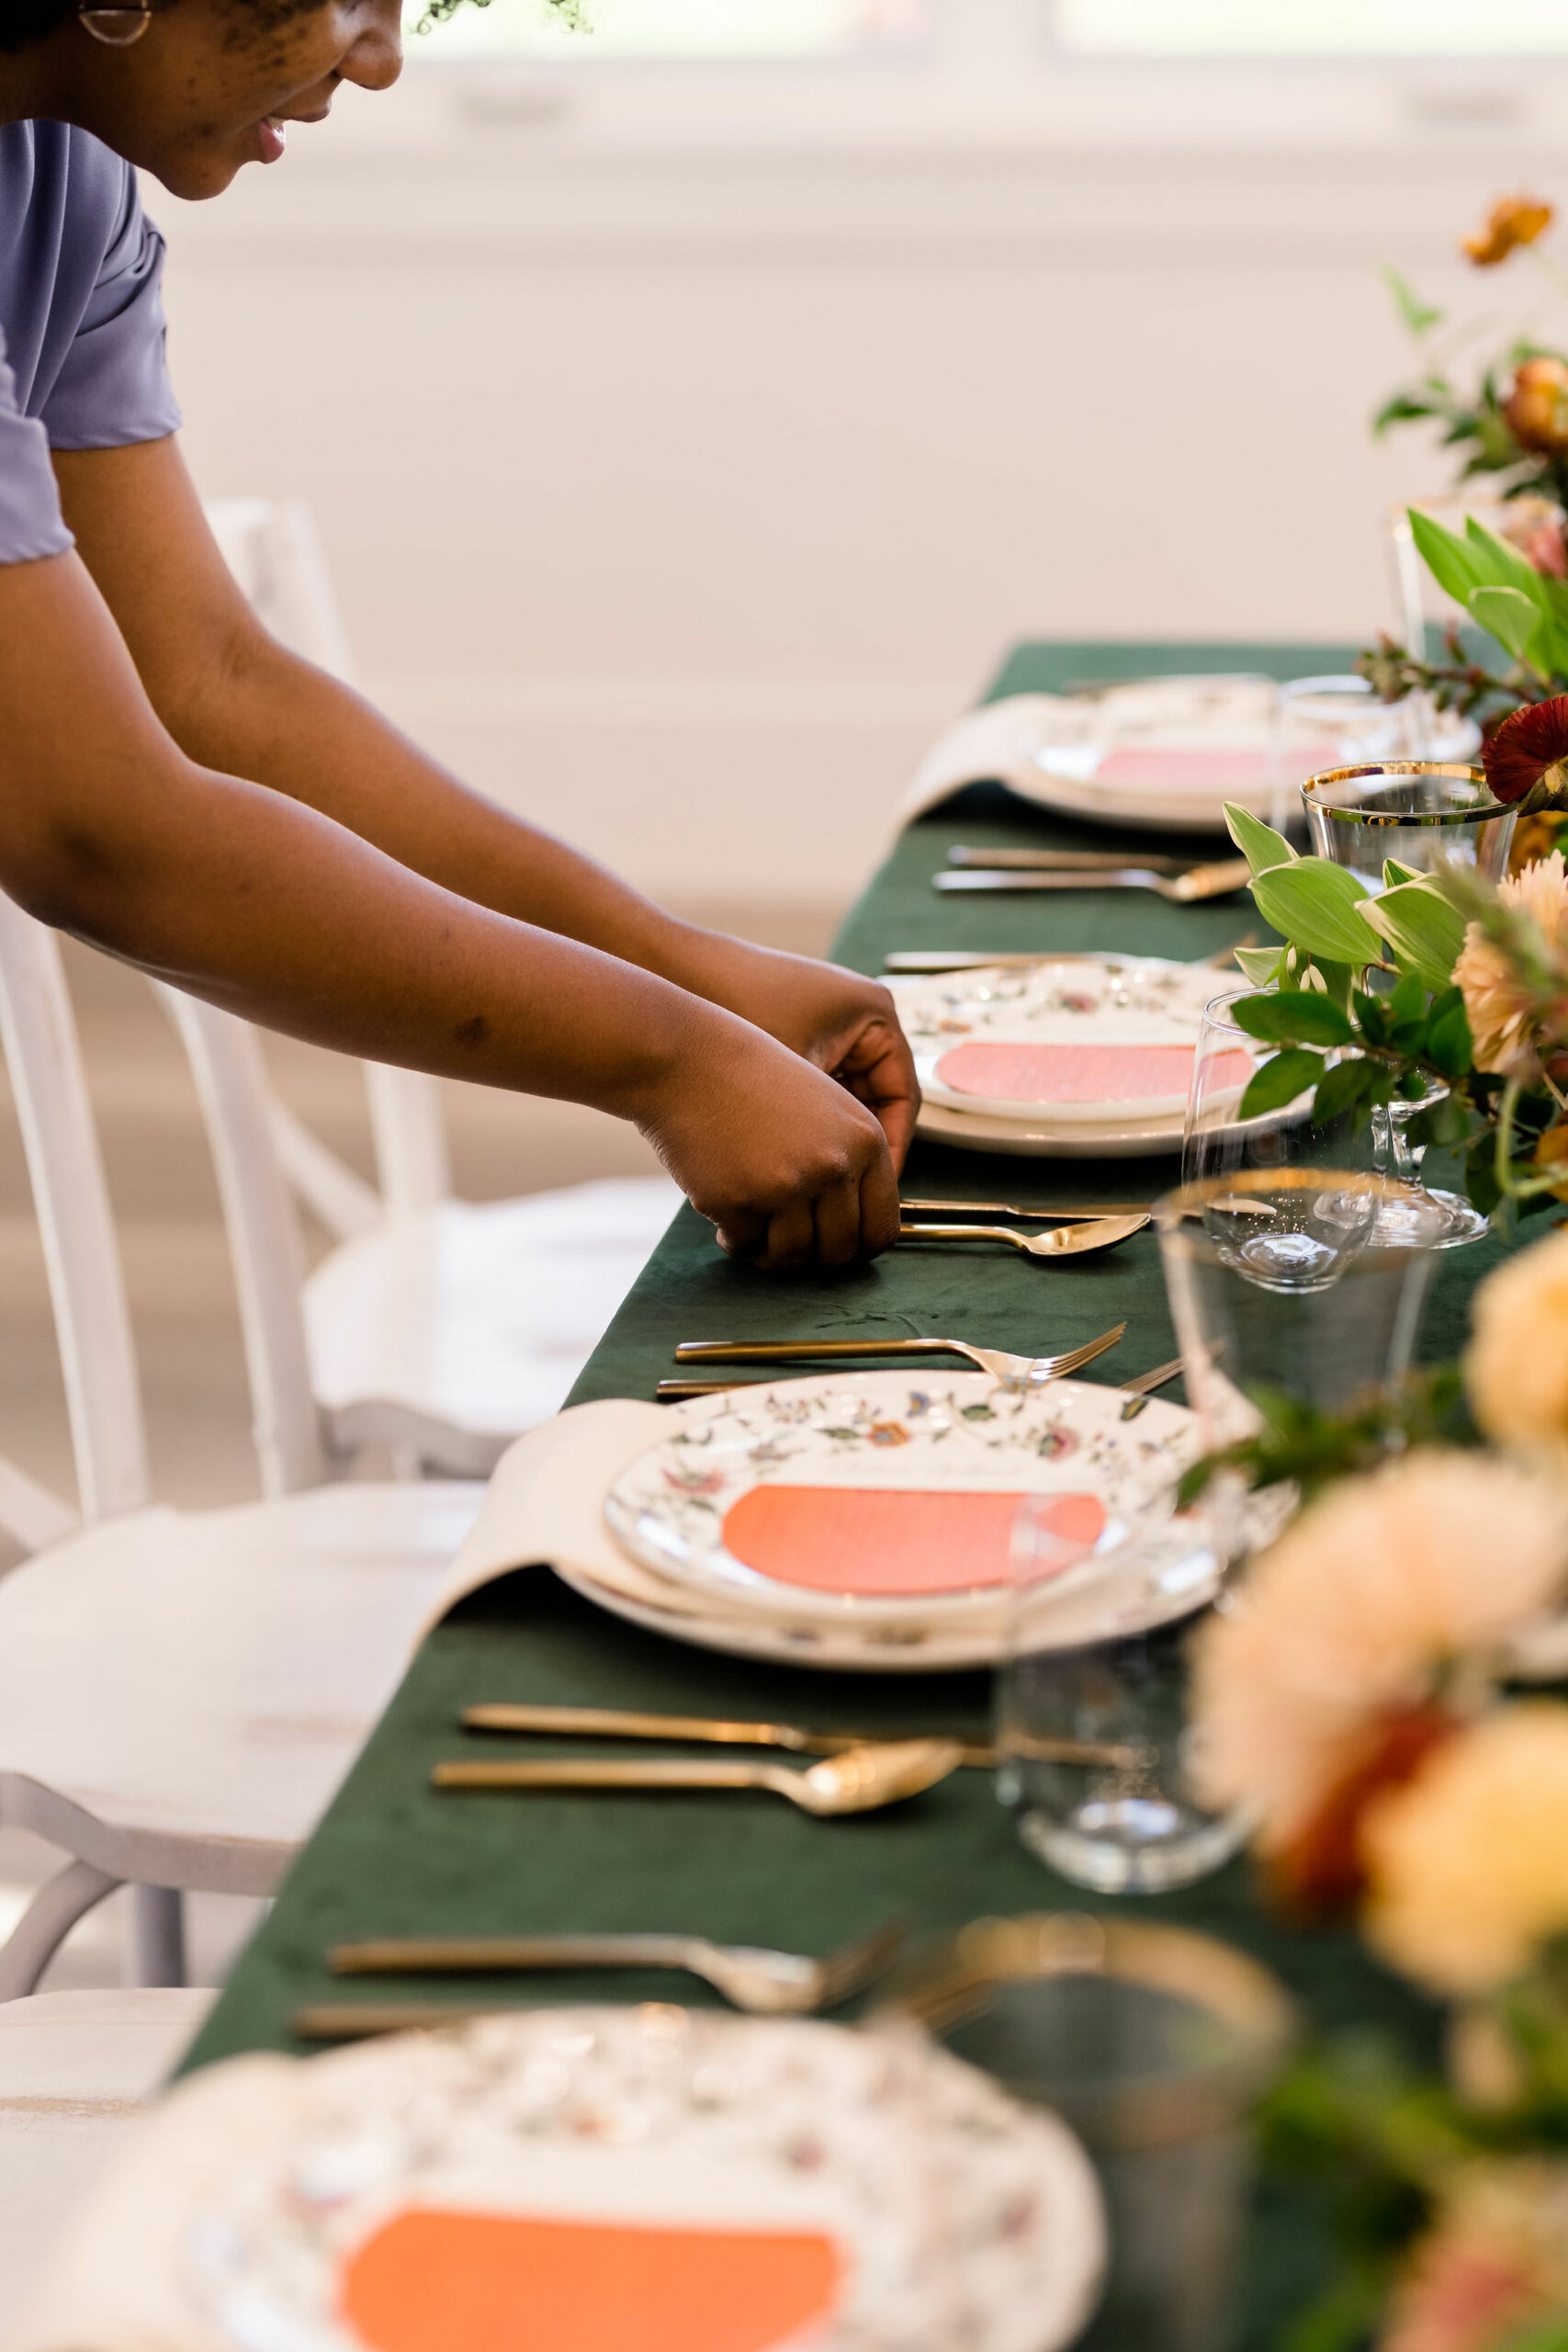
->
[1001,676,1479,833]
[893,957,1246,1130]
[582,1373,1221,1671]
[913,1098,1187,1159]
[186,2007,1107,2352]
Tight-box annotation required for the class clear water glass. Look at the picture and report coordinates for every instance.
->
[998,1499,1244,1895]
[1184,988,1376,1217]
[1300,760,1515,889]
[1155,1169,1438,1453]
[1301,766,1506,1247]
[1269,674,1419,832]
[889,1916,1297,2352]
[1186,986,1484,1253]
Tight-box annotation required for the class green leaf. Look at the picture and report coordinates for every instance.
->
[1234,944,1286,989]
[1312,1057,1374,1125]
[1407,1092,1469,1150]
[1426,992,1474,1079]
[1389,968,1427,1027]
[1469,582,1548,671]
[1229,990,1354,1046]
[1251,860,1378,967]
[1382,265,1444,339]
[1383,858,1424,888]
[1409,506,1491,608]
[1237,1047,1325,1119]
[1355,989,1391,1046]
[1357,881,1468,991]
[1224,801,1297,876]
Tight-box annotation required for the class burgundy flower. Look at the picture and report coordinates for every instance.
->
[1483,695,1568,808]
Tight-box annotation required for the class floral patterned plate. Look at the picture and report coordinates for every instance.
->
[602,1372,1212,1632]
[185,2007,1107,2352]
[892,957,1247,1129]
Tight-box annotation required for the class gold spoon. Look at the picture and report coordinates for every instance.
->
[433,1738,964,1817]
[898,1211,1148,1259]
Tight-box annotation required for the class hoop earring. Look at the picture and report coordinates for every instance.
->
[78,3,152,42]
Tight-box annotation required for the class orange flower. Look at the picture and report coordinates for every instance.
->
[1464,193,1555,267]
[1506,358,1568,458]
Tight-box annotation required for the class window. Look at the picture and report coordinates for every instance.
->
[1053,0,1568,58]
[407,0,923,63]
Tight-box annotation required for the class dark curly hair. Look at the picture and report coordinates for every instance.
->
[0,0,581,52]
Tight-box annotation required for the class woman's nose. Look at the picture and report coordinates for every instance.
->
[343,0,403,92]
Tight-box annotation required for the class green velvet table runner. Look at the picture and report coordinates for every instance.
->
[184,642,1485,2348]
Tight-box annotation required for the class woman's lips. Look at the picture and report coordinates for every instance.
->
[257,115,288,163]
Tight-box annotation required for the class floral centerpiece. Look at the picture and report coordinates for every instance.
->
[1362,194,1568,864]
[1187,1227,1568,2352]
[1216,789,1568,1224]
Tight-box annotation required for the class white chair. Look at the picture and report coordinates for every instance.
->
[205,500,680,1476]
[0,892,484,2002]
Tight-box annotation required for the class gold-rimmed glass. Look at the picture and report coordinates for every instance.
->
[1300,760,1515,888]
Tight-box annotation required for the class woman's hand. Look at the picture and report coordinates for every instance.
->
[664,936,920,1174]
[633,1002,904,1272]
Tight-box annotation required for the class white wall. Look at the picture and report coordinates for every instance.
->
[150,22,1568,910]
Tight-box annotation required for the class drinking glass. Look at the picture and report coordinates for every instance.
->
[1301,763,1507,1247]
[882,1917,1297,2352]
[998,1476,1238,1897]
[1183,988,1382,1223]
[1155,1169,1438,1453]
[1300,760,1515,889]
[1269,674,1418,832]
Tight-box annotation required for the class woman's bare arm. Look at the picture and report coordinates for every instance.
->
[0,543,900,1270]
[54,437,919,1169]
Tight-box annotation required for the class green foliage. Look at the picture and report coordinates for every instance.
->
[1358,882,1470,994]
[1230,992,1355,1047]
[1236,1046,1325,1120]
[1224,801,1297,876]
[1175,1364,1479,1510]
[1382,264,1445,342]
[1405,510,1568,680]
[1252,863,1378,968]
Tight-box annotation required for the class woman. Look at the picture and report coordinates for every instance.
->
[0,0,918,1272]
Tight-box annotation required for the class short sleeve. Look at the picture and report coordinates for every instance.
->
[39,170,181,453]
[0,326,72,565]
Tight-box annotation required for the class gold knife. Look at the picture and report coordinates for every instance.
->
[458,1703,1000,1769]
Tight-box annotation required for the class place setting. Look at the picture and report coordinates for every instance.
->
[886,951,1258,1159]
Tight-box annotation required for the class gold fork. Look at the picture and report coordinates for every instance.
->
[672,1322,1124,1392]
[300,1917,912,2038]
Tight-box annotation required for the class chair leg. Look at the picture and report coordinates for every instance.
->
[128,1884,186,1988]
[0,1857,121,2000]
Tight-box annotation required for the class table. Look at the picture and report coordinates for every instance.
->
[184,641,1484,2347]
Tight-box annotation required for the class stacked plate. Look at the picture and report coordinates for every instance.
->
[181,2007,1106,2352]
[893,675,1481,837]
[894,955,1251,1159]
[558,1372,1220,1674]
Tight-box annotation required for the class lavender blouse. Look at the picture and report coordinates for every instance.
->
[0,118,180,565]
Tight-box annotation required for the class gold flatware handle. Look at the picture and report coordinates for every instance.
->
[885,950,1106,972]
[1118,1355,1185,1419]
[332,1934,694,1976]
[658,1377,765,1399]
[1170,856,1252,901]
[294,2003,505,2041]
[947,845,1180,873]
[933,869,1156,893]
[461,1702,997,1770]
[464,1702,811,1749]
[901,1198,1152,1221]
[434,1758,764,1793]
[899,1223,1029,1251]
[676,1337,968,1365]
